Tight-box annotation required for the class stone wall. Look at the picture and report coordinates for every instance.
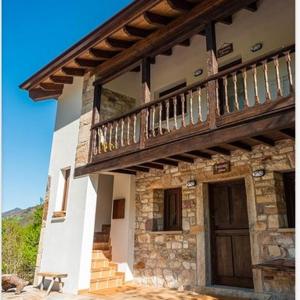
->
[133,139,295,298]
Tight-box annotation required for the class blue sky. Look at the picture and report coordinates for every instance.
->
[3,0,132,212]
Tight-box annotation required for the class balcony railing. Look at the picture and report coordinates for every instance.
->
[90,44,295,162]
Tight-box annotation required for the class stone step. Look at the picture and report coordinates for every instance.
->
[92,250,110,260]
[90,267,116,279]
[91,259,109,269]
[93,242,110,251]
[89,273,124,291]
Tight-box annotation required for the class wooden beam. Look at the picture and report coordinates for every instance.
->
[75,58,102,68]
[228,141,252,151]
[160,48,172,56]
[130,66,140,72]
[112,169,136,175]
[40,82,64,91]
[167,0,194,12]
[205,21,216,52]
[208,146,231,156]
[154,159,178,167]
[126,166,150,173]
[140,162,164,170]
[280,128,295,140]
[179,39,190,47]
[198,30,206,36]
[245,1,257,12]
[29,88,61,101]
[218,16,232,25]
[50,75,73,84]
[251,135,275,146]
[186,150,211,159]
[144,11,173,27]
[106,37,135,49]
[89,48,119,59]
[124,25,154,39]
[169,155,194,163]
[62,67,86,76]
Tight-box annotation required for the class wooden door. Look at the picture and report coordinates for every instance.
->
[209,180,253,288]
[164,188,182,231]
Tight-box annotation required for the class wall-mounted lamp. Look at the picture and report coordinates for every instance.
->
[187,179,197,187]
[252,169,265,177]
[250,42,263,53]
[194,68,203,77]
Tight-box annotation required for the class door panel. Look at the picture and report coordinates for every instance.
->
[210,179,253,288]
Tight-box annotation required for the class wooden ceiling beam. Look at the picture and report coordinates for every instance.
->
[208,146,231,156]
[126,166,150,173]
[75,58,102,68]
[186,150,211,159]
[40,82,64,91]
[154,159,178,167]
[130,66,140,72]
[29,88,62,101]
[144,11,173,27]
[62,67,86,76]
[179,39,190,47]
[89,48,120,59]
[251,135,275,146]
[279,128,295,140]
[124,25,154,39]
[169,155,194,163]
[228,141,252,151]
[50,75,73,84]
[106,37,135,49]
[112,169,136,175]
[218,15,233,25]
[167,0,194,12]
[245,1,257,12]
[140,162,164,170]
[160,48,172,56]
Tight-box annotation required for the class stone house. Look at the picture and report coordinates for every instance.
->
[20,0,295,299]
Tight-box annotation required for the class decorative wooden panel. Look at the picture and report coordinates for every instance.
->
[112,198,125,219]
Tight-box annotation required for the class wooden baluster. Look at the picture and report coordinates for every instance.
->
[127,116,130,145]
[103,125,108,152]
[189,90,194,125]
[262,60,271,101]
[181,94,186,127]
[115,121,119,149]
[166,100,170,132]
[223,76,230,113]
[252,64,260,104]
[159,103,163,135]
[197,87,203,122]
[120,118,124,147]
[151,106,156,137]
[96,128,100,154]
[173,97,178,130]
[242,68,249,108]
[232,72,239,111]
[145,109,149,139]
[108,123,112,151]
[215,80,220,116]
[273,55,282,97]
[284,51,293,91]
[133,114,137,143]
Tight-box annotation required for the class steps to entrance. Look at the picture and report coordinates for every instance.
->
[89,224,125,293]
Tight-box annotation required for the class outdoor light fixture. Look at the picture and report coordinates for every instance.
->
[250,42,263,53]
[252,169,265,177]
[194,68,203,77]
[187,180,197,187]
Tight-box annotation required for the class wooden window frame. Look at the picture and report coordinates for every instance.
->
[163,188,182,231]
[282,171,295,228]
[61,168,71,212]
[112,198,125,219]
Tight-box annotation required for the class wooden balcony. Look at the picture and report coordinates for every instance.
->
[75,45,295,176]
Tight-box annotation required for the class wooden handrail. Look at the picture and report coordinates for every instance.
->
[91,44,295,129]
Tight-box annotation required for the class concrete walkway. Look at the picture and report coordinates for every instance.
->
[2,285,249,300]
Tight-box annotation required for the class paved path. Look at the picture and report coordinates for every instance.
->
[2,285,248,300]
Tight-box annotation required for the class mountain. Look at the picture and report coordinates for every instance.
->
[2,205,42,225]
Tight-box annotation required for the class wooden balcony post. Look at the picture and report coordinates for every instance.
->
[205,22,218,129]
[140,57,151,148]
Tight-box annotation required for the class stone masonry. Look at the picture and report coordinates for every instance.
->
[133,139,295,298]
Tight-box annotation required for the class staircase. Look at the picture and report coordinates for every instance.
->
[89,224,125,292]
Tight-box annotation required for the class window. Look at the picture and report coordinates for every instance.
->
[61,168,71,212]
[164,188,182,231]
[158,82,187,120]
[283,172,295,228]
[112,198,125,219]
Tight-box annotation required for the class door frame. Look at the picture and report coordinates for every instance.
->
[195,168,258,290]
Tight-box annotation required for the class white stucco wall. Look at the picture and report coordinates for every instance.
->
[40,77,98,294]
[110,173,136,282]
